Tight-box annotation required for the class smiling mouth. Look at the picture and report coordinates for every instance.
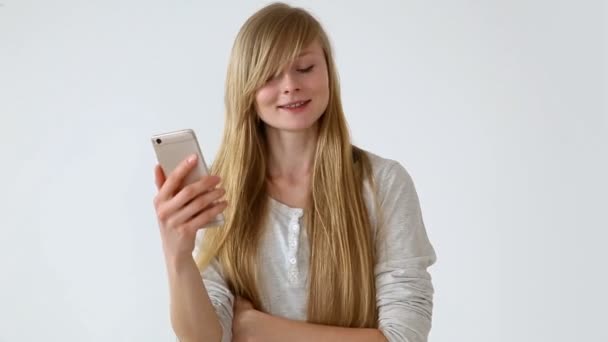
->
[278,100,311,109]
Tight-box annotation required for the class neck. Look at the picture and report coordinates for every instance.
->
[265,123,318,182]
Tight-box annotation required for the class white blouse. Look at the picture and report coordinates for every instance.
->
[192,151,437,342]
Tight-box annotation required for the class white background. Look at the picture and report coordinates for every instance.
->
[1,0,606,341]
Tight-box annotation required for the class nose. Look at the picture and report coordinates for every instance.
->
[280,72,300,94]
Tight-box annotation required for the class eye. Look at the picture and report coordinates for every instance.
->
[297,65,314,73]
[265,73,279,83]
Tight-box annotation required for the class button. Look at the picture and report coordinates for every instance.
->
[289,240,297,247]
[290,224,299,231]
[289,257,296,264]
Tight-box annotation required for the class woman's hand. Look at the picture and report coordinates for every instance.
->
[232,296,271,342]
[153,155,228,264]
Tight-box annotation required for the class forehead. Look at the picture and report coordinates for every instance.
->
[295,40,324,58]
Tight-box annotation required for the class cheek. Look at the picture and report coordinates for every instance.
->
[309,70,329,96]
[310,73,330,106]
[255,87,276,112]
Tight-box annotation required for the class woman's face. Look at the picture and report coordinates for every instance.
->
[254,40,330,132]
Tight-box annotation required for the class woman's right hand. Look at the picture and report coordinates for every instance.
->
[153,154,228,264]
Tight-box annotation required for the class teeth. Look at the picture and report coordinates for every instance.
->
[283,101,306,108]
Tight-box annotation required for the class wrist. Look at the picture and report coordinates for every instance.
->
[256,310,285,338]
[165,252,196,274]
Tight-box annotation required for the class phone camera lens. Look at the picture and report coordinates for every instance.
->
[156,138,162,144]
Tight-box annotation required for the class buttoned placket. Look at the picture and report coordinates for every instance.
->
[287,208,304,284]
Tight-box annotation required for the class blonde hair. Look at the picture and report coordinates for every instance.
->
[196,2,378,328]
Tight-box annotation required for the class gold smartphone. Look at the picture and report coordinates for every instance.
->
[151,129,224,228]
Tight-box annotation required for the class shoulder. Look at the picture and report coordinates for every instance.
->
[362,149,416,198]
[358,149,423,237]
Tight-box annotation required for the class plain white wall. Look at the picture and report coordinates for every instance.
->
[1,0,606,341]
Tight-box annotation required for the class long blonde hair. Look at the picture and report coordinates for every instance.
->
[196,2,378,328]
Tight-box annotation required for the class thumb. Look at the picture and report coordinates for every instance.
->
[154,164,166,190]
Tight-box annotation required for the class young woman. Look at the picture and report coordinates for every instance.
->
[153,3,436,342]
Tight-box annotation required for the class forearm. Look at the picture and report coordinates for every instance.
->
[261,312,387,342]
[166,255,222,342]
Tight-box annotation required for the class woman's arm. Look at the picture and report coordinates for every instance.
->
[166,255,223,342]
[232,297,387,342]
[373,161,437,342]
[153,159,228,342]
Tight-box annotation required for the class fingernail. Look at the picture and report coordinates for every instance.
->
[188,154,197,163]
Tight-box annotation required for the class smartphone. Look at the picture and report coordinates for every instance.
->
[151,128,224,228]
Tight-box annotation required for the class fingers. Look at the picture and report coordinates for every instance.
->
[156,175,221,222]
[160,175,221,217]
[167,187,226,229]
[182,200,228,233]
[156,154,198,202]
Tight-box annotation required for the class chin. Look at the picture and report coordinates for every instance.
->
[265,117,320,132]
[277,121,318,132]
[261,110,324,132]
